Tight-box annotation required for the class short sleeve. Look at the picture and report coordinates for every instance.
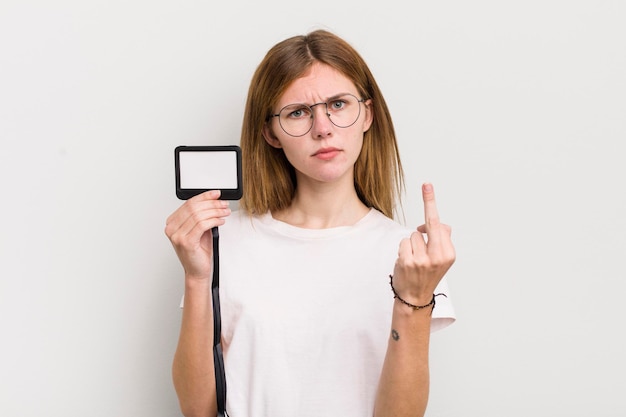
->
[430,277,456,333]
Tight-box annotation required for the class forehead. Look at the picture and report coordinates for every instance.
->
[278,63,358,105]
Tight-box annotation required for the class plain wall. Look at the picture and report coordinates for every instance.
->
[1,1,624,416]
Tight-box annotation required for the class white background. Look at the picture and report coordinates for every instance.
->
[1,1,625,416]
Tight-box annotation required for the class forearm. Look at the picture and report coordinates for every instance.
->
[374,299,433,417]
[172,279,217,417]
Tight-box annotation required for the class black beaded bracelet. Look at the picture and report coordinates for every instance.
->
[389,275,447,312]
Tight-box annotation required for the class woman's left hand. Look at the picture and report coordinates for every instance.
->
[392,183,456,306]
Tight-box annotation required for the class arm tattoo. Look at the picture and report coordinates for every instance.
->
[391,329,400,341]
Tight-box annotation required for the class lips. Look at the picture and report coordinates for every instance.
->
[313,147,341,160]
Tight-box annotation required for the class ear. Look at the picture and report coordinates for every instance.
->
[262,123,282,148]
[362,99,374,133]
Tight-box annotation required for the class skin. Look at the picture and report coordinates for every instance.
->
[262,63,374,229]
[166,189,230,417]
[165,63,455,417]
[374,182,455,417]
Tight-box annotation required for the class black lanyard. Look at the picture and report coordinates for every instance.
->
[211,226,227,416]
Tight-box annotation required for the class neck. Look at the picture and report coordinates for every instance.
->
[272,175,369,229]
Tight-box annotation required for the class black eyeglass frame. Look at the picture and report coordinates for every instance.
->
[267,93,367,137]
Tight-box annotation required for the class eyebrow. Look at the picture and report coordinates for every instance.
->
[283,92,355,106]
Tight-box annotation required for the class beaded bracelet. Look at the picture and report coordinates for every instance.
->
[389,275,447,312]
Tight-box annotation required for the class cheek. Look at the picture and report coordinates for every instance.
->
[278,142,307,167]
[351,132,365,155]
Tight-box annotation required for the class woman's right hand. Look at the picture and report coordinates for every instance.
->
[164,190,231,281]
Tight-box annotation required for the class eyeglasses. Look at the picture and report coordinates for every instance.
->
[268,93,366,137]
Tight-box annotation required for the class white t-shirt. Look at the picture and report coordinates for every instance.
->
[184,208,455,417]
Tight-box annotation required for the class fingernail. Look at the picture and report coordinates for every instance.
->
[423,183,433,192]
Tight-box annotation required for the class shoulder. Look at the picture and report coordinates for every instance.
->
[220,209,274,243]
[361,209,414,239]
[221,208,260,233]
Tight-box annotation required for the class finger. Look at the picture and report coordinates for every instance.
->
[420,224,455,265]
[165,190,221,224]
[165,199,230,241]
[191,189,221,202]
[410,230,428,257]
[397,237,413,259]
[178,204,230,241]
[422,183,440,230]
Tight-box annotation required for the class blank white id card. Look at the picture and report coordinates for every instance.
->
[175,145,242,200]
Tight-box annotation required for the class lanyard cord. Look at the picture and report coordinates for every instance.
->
[211,226,227,416]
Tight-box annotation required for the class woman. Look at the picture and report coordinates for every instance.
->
[165,29,456,417]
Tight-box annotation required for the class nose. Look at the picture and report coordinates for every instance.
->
[309,102,332,138]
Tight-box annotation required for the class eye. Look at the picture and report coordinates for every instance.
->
[284,105,311,119]
[328,98,347,111]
